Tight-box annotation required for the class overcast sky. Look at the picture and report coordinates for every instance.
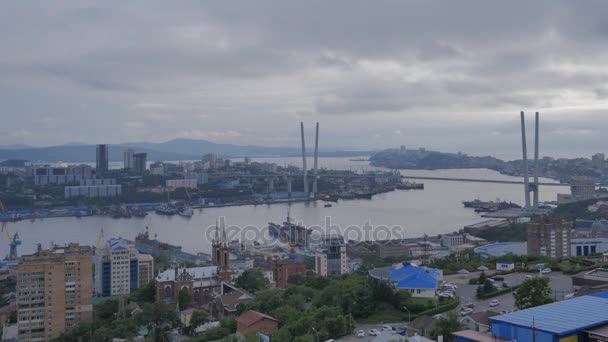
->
[2,1,608,159]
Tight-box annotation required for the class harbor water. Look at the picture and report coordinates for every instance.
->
[4,158,563,258]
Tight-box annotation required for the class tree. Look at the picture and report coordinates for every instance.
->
[179,288,192,310]
[190,309,209,329]
[514,277,553,310]
[431,311,463,342]
[130,279,157,303]
[476,280,497,298]
[234,269,268,292]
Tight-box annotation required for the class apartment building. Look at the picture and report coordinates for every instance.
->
[527,219,572,258]
[17,243,93,341]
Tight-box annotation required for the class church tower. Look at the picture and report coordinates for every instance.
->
[212,218,232,282]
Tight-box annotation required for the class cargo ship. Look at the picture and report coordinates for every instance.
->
[268,210,311,247]
[132,227,209,264]
[396,181,424,190]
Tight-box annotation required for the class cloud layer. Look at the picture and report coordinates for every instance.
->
[2,1,608,158]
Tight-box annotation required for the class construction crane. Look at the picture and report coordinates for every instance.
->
[0,201,21,260]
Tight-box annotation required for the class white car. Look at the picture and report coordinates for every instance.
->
[460,308,473,316]
[356,330,365,338]
[383,325,392,331]
[368,329,381,336]
[525,275,533,280]
[541,268,552,274]
[489,300,500,307]
[324,340,336,342]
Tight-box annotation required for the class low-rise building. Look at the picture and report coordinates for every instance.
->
[474,242,527,258]
[64,184,122,198]
[269,258,306,289]
[460,311,500,333]
[495,261,515,272]
[155,266,222,306]
[368,262,442,298]
[166,179,198,189]
[236,310,278,336]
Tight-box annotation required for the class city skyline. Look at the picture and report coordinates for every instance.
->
[2,1,608,159]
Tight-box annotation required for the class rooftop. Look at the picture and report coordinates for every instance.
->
[156,266,218,282]
[490,292,608,335]
[236,310,278,327]
[370,262,440,289]
[453,330,509,342]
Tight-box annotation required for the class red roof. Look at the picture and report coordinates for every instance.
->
[236,310,278,327]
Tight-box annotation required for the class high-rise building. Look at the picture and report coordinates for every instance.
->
[136,253,154,289]
[570,177,596,201]
[96,144,109,175]
[17,243,93,341]
[314,234,347,276]
[123,149,135,170]
[94,238,141,297]
[527,219,572,258]
[133,153,147,175]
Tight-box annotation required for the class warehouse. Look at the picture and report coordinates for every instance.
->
[489,292,608,342]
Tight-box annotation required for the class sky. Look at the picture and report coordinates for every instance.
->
[2,1,608,159]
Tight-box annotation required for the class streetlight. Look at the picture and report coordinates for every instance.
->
[311,327,319,342]
[402,306,411,325]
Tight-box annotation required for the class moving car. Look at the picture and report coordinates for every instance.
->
[541,268,552,274]
[525,275,533,280]
[368,329,380,336]
[489,299,500,307]
[356,330,365,338]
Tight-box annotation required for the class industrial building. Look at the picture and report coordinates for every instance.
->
[17,243,93,341]
[489,291,608,342]
[368,262,442,298]
[474,242,528,258]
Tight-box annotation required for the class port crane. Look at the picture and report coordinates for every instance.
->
[0,201,21,260]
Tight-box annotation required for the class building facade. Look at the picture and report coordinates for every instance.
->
[314,234,347,276]
[33,165,94,186]
[96,144,109,175]
[123,149,135,170]
[527,219,572,258]
[155,266,222,306]
[269,258,306,289]
[166,179,198,189]
[94,238,141,297]
[64,184,122,199]
[133,153,147,175]
[17,243,93,341]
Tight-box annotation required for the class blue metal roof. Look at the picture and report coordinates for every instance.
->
[491,294,608,336]
[387,262,440,289]
[589,291,608,299]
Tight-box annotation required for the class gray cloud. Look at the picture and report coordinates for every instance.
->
[1,1,608,159]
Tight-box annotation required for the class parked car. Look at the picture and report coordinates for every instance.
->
[460,308,473,316]
[325,340,336,342]
[489,299,500,307]
[369,329,380,336]
[525,275,533,280]
[396,327,407,336]
[541,268,552,274]
[356,330,365,338]
[565,293,576,300]
[465,302,475,308]
[383,325,392,331]
[439,292,453,298]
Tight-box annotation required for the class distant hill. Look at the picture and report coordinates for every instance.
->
[0,139,372,162]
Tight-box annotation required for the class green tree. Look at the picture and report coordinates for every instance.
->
[431,311,463,342]
[130,279,157,303]
[179,288,192,310]
[514,277,553,309]
[191,309,209,329]
[476,280,497,298]
[234,269,269,292]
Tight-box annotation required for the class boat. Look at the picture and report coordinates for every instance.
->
[268,209,311,246]
[396,181,424,190]
[324,203,333,208]
[178,208,194,217]
[155,204,177,216]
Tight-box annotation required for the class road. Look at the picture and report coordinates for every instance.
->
[338,324,407,342]
[449,272,574,314]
